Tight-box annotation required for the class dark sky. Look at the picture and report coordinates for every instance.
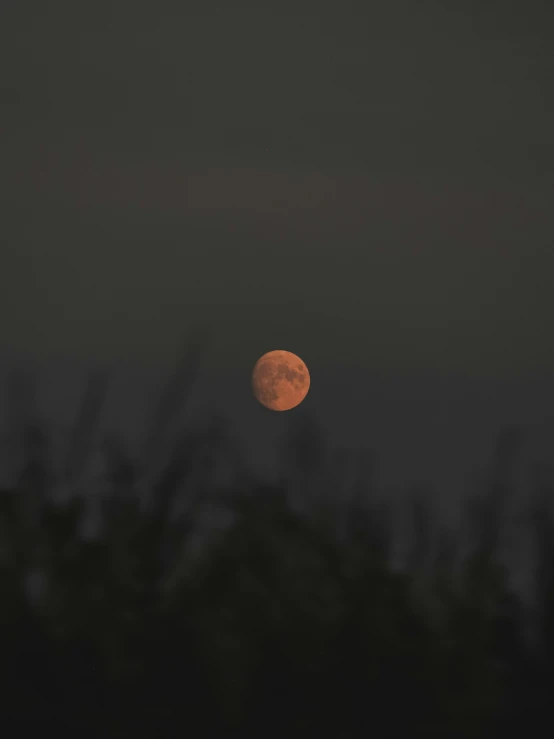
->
[1,0,553,492]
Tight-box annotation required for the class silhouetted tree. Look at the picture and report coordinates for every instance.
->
[0,349,552,737]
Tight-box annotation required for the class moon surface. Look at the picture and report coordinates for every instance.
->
[252,350,310,411]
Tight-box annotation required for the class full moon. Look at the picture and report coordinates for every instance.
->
[252,350,310,411]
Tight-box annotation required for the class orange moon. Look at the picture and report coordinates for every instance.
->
[252,350,310,411]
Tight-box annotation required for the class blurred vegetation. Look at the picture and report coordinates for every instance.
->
[0,346,553,737]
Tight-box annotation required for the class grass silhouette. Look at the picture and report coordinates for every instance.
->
[0,339,553,737]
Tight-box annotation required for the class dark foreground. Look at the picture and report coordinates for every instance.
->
[1,374,554,738]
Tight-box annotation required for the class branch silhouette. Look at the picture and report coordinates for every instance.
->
[0,343,552,737]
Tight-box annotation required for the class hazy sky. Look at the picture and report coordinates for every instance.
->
[1,1,553,490]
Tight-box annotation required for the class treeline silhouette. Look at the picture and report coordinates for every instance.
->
[1,348,553,737]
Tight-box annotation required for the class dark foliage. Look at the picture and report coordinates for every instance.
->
[0,351,553,737]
